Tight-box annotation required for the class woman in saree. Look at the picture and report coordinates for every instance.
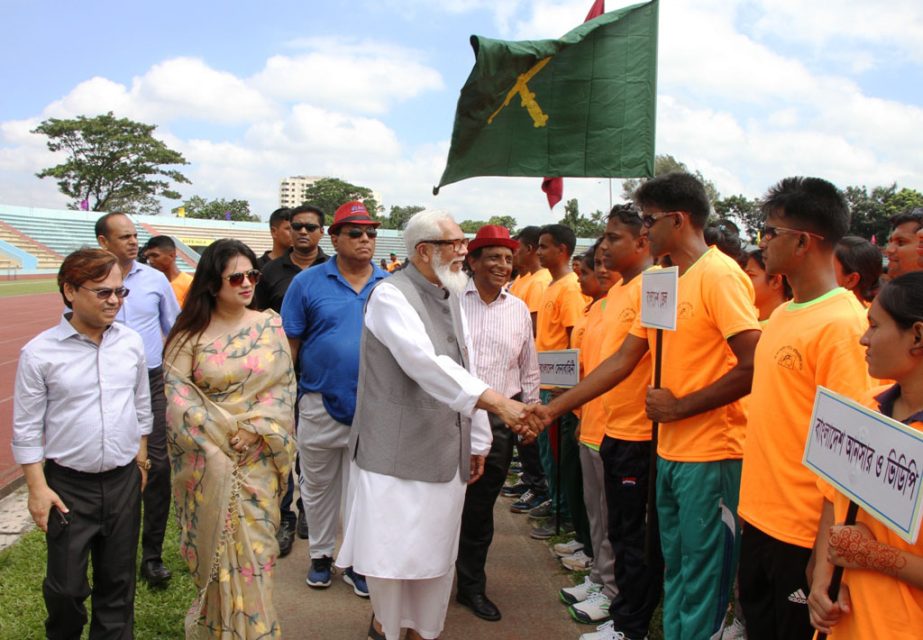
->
[163,239,296,639]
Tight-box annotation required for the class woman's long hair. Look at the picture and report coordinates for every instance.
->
[164,239,259,360]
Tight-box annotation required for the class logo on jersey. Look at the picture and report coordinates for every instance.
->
[774,346,803,371]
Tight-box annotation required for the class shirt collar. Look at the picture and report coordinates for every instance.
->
[52,313,117,343]
[875,384,923,424]
[463,277,507,304]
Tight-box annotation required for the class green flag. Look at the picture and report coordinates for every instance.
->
[434,0,658,194]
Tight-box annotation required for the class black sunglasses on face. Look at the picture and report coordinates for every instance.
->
[78,285,130,300]
[291,222,321,232]
[343,228,378,239]
[224,270,261,286]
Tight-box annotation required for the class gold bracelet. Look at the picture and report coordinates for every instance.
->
[136,458,151,470]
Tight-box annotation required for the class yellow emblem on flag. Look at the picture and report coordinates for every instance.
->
[488,57,552,128]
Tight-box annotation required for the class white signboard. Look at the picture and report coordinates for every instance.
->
[803,386,923,543]
[538,349,580,388]
[640,267,678,331]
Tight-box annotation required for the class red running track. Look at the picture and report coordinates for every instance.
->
[0,292,64,494]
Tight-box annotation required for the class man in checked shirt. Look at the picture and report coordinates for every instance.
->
[454,224,541,622]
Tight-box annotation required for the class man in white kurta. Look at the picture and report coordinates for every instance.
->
[337,211,537,640]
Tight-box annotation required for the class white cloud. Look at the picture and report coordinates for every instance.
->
[252,39,443,115]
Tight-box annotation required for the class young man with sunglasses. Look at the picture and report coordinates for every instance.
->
[737,177,872,640]
[14,248,151,638]
[95,212,179,588]
[254,203,330,556]
[281,201,387,597]
[529,172,762,640]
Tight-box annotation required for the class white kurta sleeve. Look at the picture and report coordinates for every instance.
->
[365,282,489,418]
[459,299,492,456]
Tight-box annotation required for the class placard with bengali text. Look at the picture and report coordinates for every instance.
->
[640,267,678,331]
[537,349,580,388]
[803,386,923,543]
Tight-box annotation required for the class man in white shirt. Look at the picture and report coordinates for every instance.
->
[336,210,541,640]
[13,248,152,639]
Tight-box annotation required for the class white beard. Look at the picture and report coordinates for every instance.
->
[432,252,469,296]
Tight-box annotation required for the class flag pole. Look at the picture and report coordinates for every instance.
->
[644,328,663,562]
[815,501,859,640]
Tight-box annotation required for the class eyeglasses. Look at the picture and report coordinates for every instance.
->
[640,211,684,229]
[224,270,261,286]
[342,228,378,239]
[417,238,469,251]
[77,285,130,300]
[291,222,321,233]
[761,225,826,242]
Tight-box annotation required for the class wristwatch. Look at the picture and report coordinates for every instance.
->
[136,458,152,470]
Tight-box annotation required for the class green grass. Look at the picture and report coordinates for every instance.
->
[0,278,58,297]
[0,508,196,639]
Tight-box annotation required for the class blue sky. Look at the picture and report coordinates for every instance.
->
[2,0,921,225]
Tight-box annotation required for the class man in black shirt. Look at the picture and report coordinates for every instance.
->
[257,207,293,269]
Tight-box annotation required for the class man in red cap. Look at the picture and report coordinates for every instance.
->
[281,200,387,597]
[454,225,541,622]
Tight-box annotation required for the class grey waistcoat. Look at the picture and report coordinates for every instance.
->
[349,264,472,483]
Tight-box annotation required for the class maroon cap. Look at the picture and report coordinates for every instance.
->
[468,225,519,253]
[329,201,381,234]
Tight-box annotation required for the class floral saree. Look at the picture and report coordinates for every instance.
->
[165,310,296,639]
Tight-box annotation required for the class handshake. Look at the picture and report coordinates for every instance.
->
[495,397,553,445]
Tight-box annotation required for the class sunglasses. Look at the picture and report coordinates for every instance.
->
[78,285,130,300]
[761,225,826,241]
[342,228,378,239]
[224,269,261,286]
[640,211,683,229]
[291,222,321,232]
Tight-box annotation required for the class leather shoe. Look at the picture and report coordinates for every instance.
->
[296,510,309,540]
[140,559,172,587]
[456,592,501,622]
[276,521,295,557]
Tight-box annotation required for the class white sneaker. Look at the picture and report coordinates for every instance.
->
[570,591,611,624]
[553,538,585,557]
[560,575,602,605]
[561,549,593,571]
[578,620,649,640]
[721,617,747,639]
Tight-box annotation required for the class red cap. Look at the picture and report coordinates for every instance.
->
[329,201,381,234]
[468,225,519,253]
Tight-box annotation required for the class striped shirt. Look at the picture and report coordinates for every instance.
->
[460,278,540,404]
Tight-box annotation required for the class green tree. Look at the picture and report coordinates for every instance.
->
[176,196,258,222]
[458,219,485,233]
[486,215,518,232]
[384,205,425,230]
[301,178,382,221]
[32,111,190,213]
[714,194,762,241]
[558,199,606,238]
[621,154,720,204]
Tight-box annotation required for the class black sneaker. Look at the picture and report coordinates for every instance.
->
[501,483,528,498]
[296,510,309,539]
[276,521,295,558]
[307,555,333,588]
[510,490,548,514]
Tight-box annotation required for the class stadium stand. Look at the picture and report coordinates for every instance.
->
[0,204,595,276]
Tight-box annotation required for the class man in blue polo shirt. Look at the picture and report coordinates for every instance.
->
[281,200,387,598]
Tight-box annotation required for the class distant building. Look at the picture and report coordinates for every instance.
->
[279,175,325,209]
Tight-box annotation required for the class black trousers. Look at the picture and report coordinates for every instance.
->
[141,366,170,563]
[738,522,814,640]
[516,440,548,495]
[599,436,663,638]
[44,460,141,640]
[455,411,515,597]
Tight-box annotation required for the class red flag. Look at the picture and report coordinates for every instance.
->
[541,0,605,210]
[542,177,564,209]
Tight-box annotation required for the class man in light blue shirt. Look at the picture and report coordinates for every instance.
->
[13,247,151,638]
[97,212,179,587]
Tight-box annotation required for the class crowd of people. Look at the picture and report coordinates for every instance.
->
[10,172,923,640]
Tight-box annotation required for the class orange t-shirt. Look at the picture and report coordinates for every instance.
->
[509,268,552,314]
[817,387,923,639]
[629,247,760,462]
[600,272,655,442]
[170,271,193,307]
[575,297,607,441]
[536,271,587,352]
[738,288,872,548]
